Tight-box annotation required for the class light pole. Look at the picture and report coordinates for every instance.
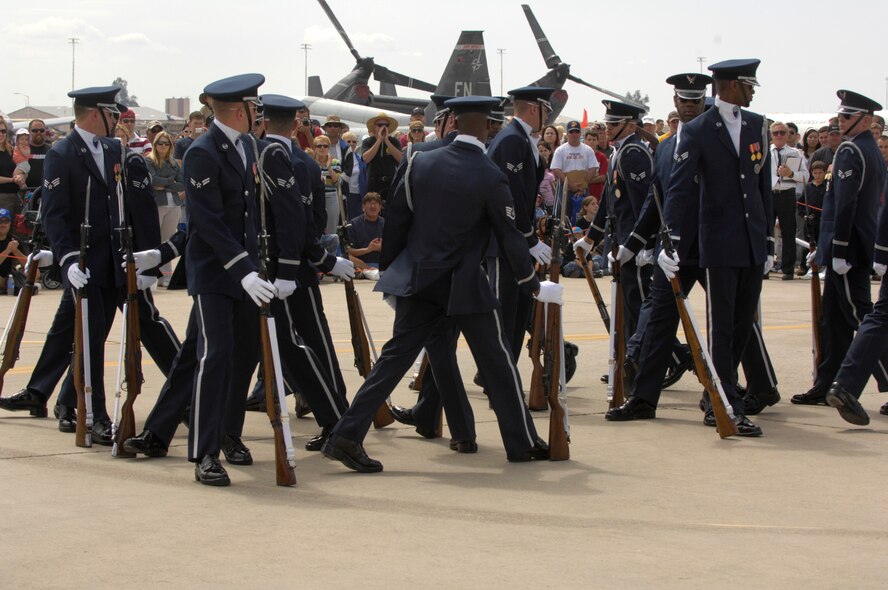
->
[497,48,506,96]
[300,43,311,95]
[696,56,706,74]
[69,37,80,93]
[13,92,30,107]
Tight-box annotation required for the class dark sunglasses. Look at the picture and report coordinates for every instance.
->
[771,130,787,136]
[0,129,7,133]
[30,128,46,133]
[376,122,389,128]
[315,144,330,148]
[121,119,135,123]
[156,141,171,146]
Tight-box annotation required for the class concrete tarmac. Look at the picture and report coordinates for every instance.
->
[1,275,887,589]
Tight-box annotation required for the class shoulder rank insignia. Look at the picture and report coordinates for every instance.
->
[505,206,515,220]
[43,177,61,189]
[505,162,524,173]
[302,193,313,206]
[190,177,211,188]
[674,151,689,163]
[629,171,646,182]
[276,176,296,189]
[837,169,853,180]
[132,177,150,189]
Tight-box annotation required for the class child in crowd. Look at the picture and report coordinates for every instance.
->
[799,160,826,278]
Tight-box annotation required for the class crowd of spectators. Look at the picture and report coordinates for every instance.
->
[3,104,886,288]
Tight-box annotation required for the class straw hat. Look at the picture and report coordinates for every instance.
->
[366,112,398,133]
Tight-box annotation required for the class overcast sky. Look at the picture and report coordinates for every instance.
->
[3,0,886,124]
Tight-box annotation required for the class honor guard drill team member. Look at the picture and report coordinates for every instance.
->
[30,86,156,444]
[793,90,888,413]
[486,87,554,364]
[322,97,563,473]
[576,99,655,372]
[127,74,274,486]
[239,93,351,452]
[601,73,779,423]
[0,108,181,428]
[658,58,774,436]
[386,93,478,445]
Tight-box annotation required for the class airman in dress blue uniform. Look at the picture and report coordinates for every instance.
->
[803,90,888,425]
[322,97,563,472]
[578,99,654,370]
[658,59,774,436]
[486,87,555,363]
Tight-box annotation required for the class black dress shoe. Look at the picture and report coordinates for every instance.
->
[743,387,781,415]
[782,273,794,281]
[449,439,478,453]
[880,402,888,416]
[0,389,48,417]
[221,435,253,465]
[58,406,76,433]
[734,414,763,437]
[194,454,230,486]
[791,387,828,405]
[321,433,383,473]
[92,418,114,446]
[244,396,266,412]
[605,396,656,421]
[507,438,550,462]
[123,429,168,457]
[600,373,609,384]
[305,425,333,452]
[826,383,870,426]
[389,405,417,426]
[703,409,716,427]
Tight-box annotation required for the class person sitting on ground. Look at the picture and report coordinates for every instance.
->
[0,208,28,292]
[346,192,384,280]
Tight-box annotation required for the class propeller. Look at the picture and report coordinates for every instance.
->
[521,4,646,112]
[317,0,361,61]
[317,0,436,94]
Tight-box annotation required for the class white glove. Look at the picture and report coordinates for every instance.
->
[241,271,276,306]
[67,265,90,289]
[574,237,594,259]
[606,245,633,267]
[658,249,680,280]
[806,249,817,266]
[136,275,157,291]
[133,249,162,273]
[874,263,887,277]
[636,249,654,267]
[832,258,852,275]
[273,278,297,300]
[534,280,564,305]
[329,257,355,280]
[763,255,774,275]
[529,240,552,265]
[25,250,53,273]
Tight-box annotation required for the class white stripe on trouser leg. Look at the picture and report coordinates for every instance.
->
[750,322,776,388]
[842,274,861,324]
[491,310,535,446]
[307,288,338,388]
[192,295,208,459]
[635,265,644,297]
[284,298,341,419]
[143,293,181,353]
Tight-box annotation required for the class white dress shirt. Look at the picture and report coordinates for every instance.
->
[715,98,742,155]
[74,125,106,182]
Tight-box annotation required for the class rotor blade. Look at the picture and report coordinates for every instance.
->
[521,4,561,70]
[373,66,437,93]
[567,73,648,111]
[316,0,362,60]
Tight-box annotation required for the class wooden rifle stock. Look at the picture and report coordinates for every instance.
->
[527,222,552,411]
[0,250,41,395]
[337,225,392,428]
[260,307,297,486]
[607,219,627,409]
[575,246,610,331]
[112,244,143,457]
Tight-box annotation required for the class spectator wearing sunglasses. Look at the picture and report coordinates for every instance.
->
[0,123,19,214]
[342,132,364,220]
[11,120,51,191]
[145,131,185,287]
[770,121,808,280]
[361,112,402,205]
